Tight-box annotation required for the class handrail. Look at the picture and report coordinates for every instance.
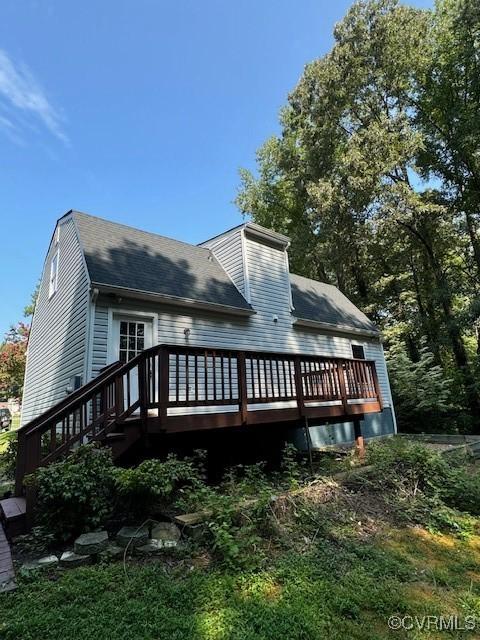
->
[18,344,165,438]
[15,343,383,503]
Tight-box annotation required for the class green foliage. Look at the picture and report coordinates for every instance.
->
[115,454,204,519]
[178,446,305,568]
[30,445,118,541]
[386,339,456,431]
[0,431,17,481]
[364,438,480,532]
[237,0,480,430]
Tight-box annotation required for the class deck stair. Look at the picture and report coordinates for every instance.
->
[13,343,383,533]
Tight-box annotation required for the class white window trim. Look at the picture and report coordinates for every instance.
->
[48,250,59,299]
[107,308,158,364]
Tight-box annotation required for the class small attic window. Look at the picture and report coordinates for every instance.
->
[352,344,365,360]
[55,225,60,245]
[49,251,59,298]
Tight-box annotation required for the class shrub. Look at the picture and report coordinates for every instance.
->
[0,432,17,481]
[115,454,204,519]
[30,444,118,541]
[363,438,480,531]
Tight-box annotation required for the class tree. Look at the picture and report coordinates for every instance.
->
[0,323,29,399]
[237,0,480,431]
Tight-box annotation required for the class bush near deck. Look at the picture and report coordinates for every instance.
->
[2,439,480,640]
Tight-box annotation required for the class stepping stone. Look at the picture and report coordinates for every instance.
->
[36,554,58,567]
[135,540,165,556]
[22,555,58,571]
[116,526,149,549]
[151,522,181,543]
[74,531,109,555]
[60,551,91,568]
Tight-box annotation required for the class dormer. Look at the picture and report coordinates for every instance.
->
[200,222,293,310]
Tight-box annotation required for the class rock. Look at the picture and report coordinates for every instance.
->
[151,522,181,543]
[163,539,178,548]
[116,526,149,549]
[74,531,109,555]
[60,551,91,568]
[135,540,165,556]
[101,544,124,560]
[21,554,58,571]
[0,578,16,593]
[37,554,59,567]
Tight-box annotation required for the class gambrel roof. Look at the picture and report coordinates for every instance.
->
[68,210,378,333]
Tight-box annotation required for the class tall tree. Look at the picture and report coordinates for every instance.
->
[237,0,480,430]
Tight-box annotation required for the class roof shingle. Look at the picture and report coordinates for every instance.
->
[72,212,252,312]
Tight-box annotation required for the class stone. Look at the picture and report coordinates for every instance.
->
[21,554,58,571]
[135,540,165,556]
[163,539,178,548]
[74,531,109,555]
[37,554,59,567]
[60,551,91,568]
[116,526,149,549]
[101,544,124,559]
[151,522,181,543]
[0,578,16,593]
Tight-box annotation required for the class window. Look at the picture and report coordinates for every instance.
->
[352,344,365,359]
[49,252,59,298]
[119,320,145,363]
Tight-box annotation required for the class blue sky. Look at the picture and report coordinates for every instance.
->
[0,0,432,336]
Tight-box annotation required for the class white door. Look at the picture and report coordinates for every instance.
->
[111,315,154,409]
[114,317,153,364]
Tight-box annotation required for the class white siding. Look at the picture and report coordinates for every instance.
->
[21,216,90,425]
[201,229,246,297]
[91,235,393,409]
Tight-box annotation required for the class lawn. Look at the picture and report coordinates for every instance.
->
[1,524,479,640]
[1,439,480,639]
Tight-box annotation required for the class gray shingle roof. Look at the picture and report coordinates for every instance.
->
[72,211,252,312]
[70,211,376,332]
[290,273,378,334]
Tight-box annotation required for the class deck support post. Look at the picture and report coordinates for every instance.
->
[303,417,314,474]
[238,352,248,425]
[294,356,305,417]
[158,346,169,427]
[353,417,365,459]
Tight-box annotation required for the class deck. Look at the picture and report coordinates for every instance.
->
[14,344,383,520]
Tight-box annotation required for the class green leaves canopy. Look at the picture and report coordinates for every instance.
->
[237,0,480,431]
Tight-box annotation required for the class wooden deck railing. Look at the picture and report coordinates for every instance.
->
[15,344,383,495]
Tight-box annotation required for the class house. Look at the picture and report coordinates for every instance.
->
[13,210,396,522]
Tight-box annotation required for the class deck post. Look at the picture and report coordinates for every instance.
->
[158,346,169,426]
[371,364,383,410]
[303,417,314,474]
[353,417,365,459]
[138,357,148,430]
[293,356,305,417]
[337,360,349,414]
[237,351,248,424]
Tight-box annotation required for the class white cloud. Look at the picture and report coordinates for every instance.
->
[0,49,68,145]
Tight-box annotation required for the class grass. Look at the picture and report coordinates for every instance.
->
[1,524,480,640]
[2,439,480,639]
